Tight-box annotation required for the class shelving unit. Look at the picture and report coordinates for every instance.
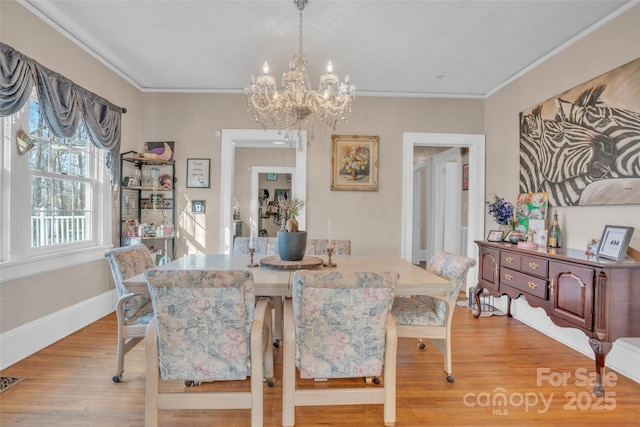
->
[120,151,175,265]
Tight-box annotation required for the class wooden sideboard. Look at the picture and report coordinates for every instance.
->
[474,240,640,396]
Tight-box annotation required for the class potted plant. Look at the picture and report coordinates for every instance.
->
[276,197,306,261]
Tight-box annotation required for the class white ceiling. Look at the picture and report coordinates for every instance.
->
[21,0,632,98]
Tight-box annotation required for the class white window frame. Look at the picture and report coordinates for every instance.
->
[0,107,112,283]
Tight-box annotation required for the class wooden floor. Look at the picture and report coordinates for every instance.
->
[2,301,639,426]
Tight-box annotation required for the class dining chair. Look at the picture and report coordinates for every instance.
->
[233,236,270,254]
[144,269,275,427]
[282,270,399,427]
[104,243,155,383]
[305,239,352,255]
[391,251,476,382]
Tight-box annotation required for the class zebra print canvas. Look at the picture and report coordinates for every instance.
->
[519,57,640,207]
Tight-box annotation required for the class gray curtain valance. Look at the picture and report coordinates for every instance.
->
[0,42,125,184]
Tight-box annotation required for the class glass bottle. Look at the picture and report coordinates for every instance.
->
[548,212,562,248]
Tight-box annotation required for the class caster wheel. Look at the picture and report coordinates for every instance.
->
[112,375,121,383]
[373,377,381,385]
[273,340,280,348]
[418,342,426,349]
[267,378,277,388]
[446,375,454,383]
[185,380,194,387]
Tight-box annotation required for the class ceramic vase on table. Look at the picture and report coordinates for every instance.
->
[277,231,307,261]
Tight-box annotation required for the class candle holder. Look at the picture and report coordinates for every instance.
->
[325,247,336,268]
[246,248,258,268]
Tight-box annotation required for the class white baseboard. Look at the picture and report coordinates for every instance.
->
[0,290,116,370]
[509,297,640,385]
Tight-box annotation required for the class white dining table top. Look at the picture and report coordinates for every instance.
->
[123,253,453,297]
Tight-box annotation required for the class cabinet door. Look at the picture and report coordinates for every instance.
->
[549,261,594,330]
[478,246,500,292]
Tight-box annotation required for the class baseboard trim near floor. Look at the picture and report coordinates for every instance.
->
[0,290,116,371]
[509,297,640,385]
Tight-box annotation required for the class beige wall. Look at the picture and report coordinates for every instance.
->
[0,0,141,332]
[141,93,484,257]
[485,4,640,250]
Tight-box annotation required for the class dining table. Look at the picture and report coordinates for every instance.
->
[123,253,454,341]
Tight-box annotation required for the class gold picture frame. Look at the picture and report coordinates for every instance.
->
[331,135,379,191]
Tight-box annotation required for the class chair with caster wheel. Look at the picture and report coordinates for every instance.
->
[282,270,399,427]
[144,269,275,427]
[104,244,155,383]
[391,251,476,383]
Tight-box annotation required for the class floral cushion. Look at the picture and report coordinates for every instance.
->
[105,244,154,320]
[233,237,270,255]
[291,271,398,379]
[414,252,476,320]
[145,270,255,382]
[305,239,352,255]
[391,297,443,326]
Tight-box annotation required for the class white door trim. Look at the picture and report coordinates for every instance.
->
[402,132,485,291]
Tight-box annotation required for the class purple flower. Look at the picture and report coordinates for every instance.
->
[486,196,514,225]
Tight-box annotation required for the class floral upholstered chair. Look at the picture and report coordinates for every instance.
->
[233,236,270,254]
[305,239,352,255]
[391,251,476,383]
[282,270,399,427]
[144,269,274,427]
[104,243,155,383]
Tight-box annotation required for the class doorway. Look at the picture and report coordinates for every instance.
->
[220,129,307,253]
[250,166,296,239]
[402,132,485,292]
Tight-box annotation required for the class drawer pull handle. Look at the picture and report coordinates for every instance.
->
[506,257,514,263]
[529,262,539,269]
[528,282,538,289]
[505,273,513,280]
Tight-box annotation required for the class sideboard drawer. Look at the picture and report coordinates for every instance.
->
[501,269,547,300]
[522,256,548,278]
[501,252,521,270]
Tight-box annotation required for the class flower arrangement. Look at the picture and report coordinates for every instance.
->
[341,145,368,176]
[277,197,305,232]
[486,195,514,226]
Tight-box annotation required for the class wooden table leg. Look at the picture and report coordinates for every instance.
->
[473,287,483,318]
[588,338,613,397]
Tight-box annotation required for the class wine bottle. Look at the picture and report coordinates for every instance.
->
[548,212,562,248]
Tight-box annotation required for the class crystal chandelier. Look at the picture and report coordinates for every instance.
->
[245,0,355,150]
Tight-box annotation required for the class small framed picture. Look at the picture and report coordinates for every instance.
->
[266,173,277,181]
[187,158,210,188]
[596,225,634,261]
[192,200,205,214]
[487,230,505,242]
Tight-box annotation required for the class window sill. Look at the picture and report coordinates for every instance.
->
[0,245,112,283]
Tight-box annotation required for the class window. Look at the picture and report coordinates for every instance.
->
[0,90,112,281]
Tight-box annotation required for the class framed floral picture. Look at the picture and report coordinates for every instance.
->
[331,135,379,191]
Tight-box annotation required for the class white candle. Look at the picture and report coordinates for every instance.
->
[249,228,255,249]
[328,217,332,247]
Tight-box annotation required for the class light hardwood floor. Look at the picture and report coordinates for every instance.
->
[2,301,639,426]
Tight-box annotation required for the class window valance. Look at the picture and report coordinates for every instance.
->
[0,42,125,184]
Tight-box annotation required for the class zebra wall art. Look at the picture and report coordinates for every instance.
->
[519,58,640,207]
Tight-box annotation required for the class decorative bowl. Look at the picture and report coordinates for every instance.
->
[508,232,524,244]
